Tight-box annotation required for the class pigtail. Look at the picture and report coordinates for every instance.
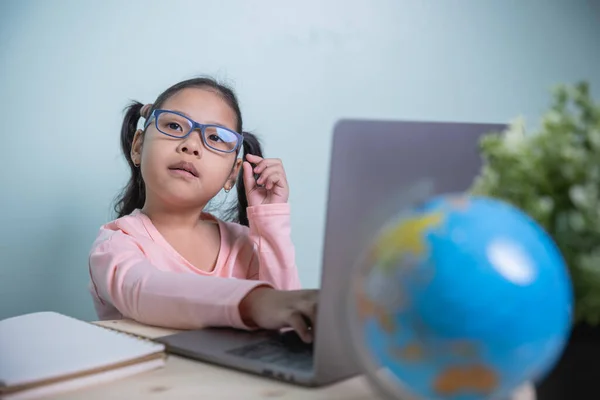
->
[114,101,146,218]
[235,132,264,226]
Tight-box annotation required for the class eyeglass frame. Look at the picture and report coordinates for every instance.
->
[144,109,244,154]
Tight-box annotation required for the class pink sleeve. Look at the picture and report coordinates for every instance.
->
[246,204,302,290]
[89,232,269,330]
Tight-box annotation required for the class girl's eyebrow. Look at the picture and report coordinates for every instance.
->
[170,109,229,128]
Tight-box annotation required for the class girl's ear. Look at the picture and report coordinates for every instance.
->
[224,158,243,191]
[130,129,144,166]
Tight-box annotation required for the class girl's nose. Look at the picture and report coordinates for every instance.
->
[178,132,203,157]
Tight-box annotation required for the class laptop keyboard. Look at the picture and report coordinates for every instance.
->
[226,330,314,371]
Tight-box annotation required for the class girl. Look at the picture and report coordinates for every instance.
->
[88,77,317,343]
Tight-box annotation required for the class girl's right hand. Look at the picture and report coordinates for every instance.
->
[239,287,318,343]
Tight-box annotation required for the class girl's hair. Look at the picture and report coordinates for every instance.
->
[114,77,263,226]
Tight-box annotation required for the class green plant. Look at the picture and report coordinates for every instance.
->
[470,82,600,326]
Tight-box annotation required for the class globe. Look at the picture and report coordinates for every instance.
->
[348,194,573,400]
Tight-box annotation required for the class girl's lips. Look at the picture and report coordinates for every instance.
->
[168,161,199,177]
[169,168,197,179]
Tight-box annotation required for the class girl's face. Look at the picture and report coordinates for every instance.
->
[131,88,242,210]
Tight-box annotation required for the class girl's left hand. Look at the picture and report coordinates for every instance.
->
[242,154,289,206]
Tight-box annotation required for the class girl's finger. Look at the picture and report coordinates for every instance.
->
[257,171,276,185]
[266,174,280,190]
[287,312,313,343]
[253,158,283,174]
[258,172,286,190]
[242,161,257,192]
[245,154,263,164]
[296,299,317,331]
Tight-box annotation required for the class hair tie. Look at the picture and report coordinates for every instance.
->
[140,103,153,119]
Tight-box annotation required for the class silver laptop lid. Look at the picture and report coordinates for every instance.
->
[313,119,507,383]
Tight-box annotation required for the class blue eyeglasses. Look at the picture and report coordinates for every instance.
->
[144,109,243,153]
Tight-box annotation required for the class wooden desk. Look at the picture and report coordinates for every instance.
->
[55,320,536,400]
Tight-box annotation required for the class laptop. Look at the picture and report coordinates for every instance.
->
[155,118,507,387]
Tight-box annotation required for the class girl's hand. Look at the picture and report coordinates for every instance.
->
[242,154,289,206]
[238,287,318,343]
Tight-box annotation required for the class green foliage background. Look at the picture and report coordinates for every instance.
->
[470,82,600,326]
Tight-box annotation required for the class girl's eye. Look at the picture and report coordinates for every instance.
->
[208,134,224,142]
[167,122,182,131]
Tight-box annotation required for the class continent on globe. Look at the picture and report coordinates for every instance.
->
[355,285,397,332]
[390,339,480,364]
[433,364,498,396]
[391,342,425,362]
[369,211,444,271]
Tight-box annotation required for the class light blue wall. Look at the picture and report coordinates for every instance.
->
[1,0,599,321]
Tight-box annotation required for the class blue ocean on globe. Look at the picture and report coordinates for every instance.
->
[354,195,573,400]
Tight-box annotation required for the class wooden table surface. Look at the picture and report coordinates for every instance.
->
[53,319,537,400]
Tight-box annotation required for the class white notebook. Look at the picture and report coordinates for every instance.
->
[0,312,165,400]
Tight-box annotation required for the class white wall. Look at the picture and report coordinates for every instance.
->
[1,0,599,321]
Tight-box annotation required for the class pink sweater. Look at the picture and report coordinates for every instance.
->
[88,204,301,330]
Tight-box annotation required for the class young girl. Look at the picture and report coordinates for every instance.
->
[88,77,317,343]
